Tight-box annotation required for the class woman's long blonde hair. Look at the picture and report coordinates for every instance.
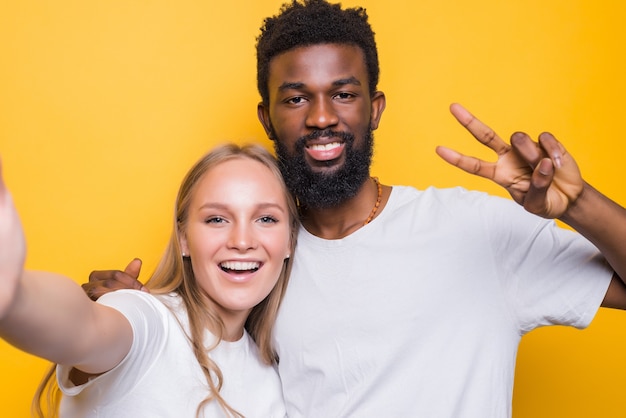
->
[33,144,299,417]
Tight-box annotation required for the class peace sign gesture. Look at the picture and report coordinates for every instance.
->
[436,103,584,219]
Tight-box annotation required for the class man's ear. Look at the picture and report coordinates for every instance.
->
[369,91,386,131]
[257,102,274,139]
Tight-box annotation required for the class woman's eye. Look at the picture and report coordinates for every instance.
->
[259,216,278,224]
[205,217,225,224]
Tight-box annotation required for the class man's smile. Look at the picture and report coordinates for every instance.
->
[306,141,345,161]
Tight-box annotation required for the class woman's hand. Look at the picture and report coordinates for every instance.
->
[0,159,26,318]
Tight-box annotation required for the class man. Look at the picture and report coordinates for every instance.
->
[88,1,626,416]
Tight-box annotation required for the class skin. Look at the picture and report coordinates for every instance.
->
[87,43,626,310]
[180,158,292,341]
[0,157,292,375]
[259,43,626,309]
[438,104,626,308]
[0,160,132,374]
[257,44,389,239]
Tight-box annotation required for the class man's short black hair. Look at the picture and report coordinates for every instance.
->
[256,0,380,106]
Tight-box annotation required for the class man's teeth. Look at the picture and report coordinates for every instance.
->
[308,142,341,151]
[221,261,260,271]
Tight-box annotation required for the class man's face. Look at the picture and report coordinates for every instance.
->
[258,43,385,209]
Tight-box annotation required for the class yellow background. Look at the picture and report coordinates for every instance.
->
[1,0,625,416]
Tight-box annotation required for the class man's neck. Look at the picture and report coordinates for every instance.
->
[300,178,391,239]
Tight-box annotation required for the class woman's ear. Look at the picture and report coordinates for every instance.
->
[179,233,189,257]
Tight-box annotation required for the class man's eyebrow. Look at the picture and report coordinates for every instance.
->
[333,77,361,87]
[277,77,361,92]
[278,81,305,91]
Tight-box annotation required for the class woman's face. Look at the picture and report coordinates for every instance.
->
[180,157,292,334]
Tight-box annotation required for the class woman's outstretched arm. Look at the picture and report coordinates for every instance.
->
[0,160,132,374]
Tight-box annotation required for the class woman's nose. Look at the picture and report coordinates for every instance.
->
[227,224,257,251]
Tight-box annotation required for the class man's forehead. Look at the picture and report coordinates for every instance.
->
[267,43,367,83]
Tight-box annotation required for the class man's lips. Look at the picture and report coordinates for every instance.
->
[306,141,345,161]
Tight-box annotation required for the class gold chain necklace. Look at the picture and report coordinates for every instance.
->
[363,177,382,225]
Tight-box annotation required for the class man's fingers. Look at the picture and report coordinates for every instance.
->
[84,258,147,301]
[435,145,462,166]
[522,158,554,215]
[449,103,509,155]
[123,258,142,280]
[449,103,473,126]
[436,145,494,179]
[82,268,146,300]
[510,132,542,168]
[81,283,107,300]
[111,270,143,290]
[538,132,566,169]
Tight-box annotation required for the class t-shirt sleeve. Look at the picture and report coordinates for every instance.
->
[481,194,613,333]
[57,290,170,396]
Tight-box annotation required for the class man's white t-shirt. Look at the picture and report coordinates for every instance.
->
[274,186,613,417]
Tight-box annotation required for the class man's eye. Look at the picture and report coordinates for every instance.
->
[286,96,305,105]
[335,92,354,100]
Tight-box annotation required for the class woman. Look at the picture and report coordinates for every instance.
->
[0,144,298,417]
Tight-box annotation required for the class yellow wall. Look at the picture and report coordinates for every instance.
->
[1,0,625,416]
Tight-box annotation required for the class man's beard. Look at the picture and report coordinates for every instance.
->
[272,127,374,209]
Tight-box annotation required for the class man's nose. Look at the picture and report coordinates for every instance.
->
[306,98,339,129]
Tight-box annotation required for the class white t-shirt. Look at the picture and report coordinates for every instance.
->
[274,186,613,418]
[57,291,286,418]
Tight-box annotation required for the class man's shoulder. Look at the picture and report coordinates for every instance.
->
[389,184,491,206]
